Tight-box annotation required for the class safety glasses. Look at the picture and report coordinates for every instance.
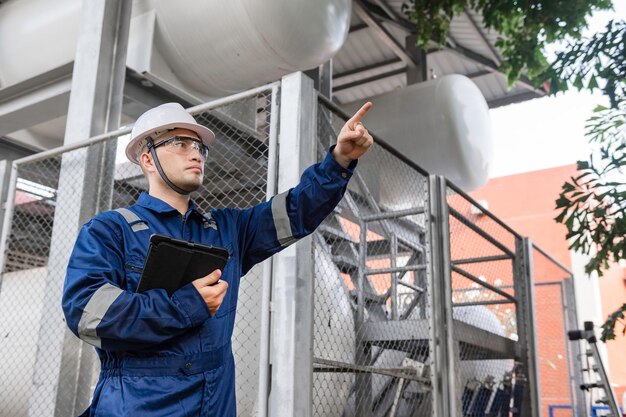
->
[154,136,209,160]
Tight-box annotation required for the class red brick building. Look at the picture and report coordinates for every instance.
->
[469,164,626,415]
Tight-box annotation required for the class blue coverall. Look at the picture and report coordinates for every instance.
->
[62,149,356,416]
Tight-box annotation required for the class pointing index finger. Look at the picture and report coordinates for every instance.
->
[348,102,372,127]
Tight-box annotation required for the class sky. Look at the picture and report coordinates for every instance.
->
[488,2,626,178]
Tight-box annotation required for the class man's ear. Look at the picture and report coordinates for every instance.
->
[139,152,156,173]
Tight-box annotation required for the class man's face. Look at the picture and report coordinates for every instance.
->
[149,128,207,193]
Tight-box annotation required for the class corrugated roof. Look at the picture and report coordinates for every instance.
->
[332,1,546,107]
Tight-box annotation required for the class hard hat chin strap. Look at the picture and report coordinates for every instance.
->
[146,137,191,196]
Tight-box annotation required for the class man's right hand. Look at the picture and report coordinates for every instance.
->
[192,270,228,316]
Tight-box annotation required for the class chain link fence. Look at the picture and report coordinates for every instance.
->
[0,85,277,417]
[0,78,585,417]
[446,186,521,417]
[313,100,431,417]
[532,246,581,417]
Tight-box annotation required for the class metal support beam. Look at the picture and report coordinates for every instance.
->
[488,91,544,109]
[428,175,458,417]
[513,237,542,417]
[371,0,402,22]
[0,63,73,137]
[463,8,501,64]
[349,22,370,33]
[269,72,317,417]
[334,58,403,82]
[334,68,405,92]
[27,1,132,416]
[304,60,333,99]
[405,34,428,84]
[353,1,418,68]
[451,265,516,303]
[357,0,418,33]
[448,207,515,258]
[465,69,493,80]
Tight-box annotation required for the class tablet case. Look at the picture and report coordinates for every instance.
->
[136,234,229,296]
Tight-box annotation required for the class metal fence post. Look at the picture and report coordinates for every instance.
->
[26,2,131,416]
[0,161,9,242]
[269,72,317,417]
[563,277,587,416]
[428,175,458,417]
[0,160,17,280]
[256,84,280,417]
[514,237,542,417]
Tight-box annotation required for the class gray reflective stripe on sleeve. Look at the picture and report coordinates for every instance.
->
[77,283,124,348]
[114,208,149,232]
[131,223,149,232]
[271,190,298,247]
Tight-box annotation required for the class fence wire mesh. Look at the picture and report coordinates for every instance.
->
[0,87,275,417]
[312,102,432,417]
[532,247,578,417]
[447,188,519,416]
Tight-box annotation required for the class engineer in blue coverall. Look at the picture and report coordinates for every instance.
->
[62,100,374,417]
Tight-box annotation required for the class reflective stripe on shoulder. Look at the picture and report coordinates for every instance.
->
[77,283,123,348]
[270,190,298,247]
[114,208,149,232]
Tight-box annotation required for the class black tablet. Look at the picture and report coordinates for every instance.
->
[136,234,230,296]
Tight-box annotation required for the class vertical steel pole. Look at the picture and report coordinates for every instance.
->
[0,161,18,279]
[27,2,132,416]
[269,72,317,417]
[355,218,373,417]
[0,160,10,248]
[428,175,458,417]
[257,85,280,417]
[514,238,542,417]
[390,233,399,320]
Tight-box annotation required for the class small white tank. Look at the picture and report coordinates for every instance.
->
[343,75,494,191]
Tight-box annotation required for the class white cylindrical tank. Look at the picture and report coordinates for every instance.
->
[0,0,351,97]
[343,75,493,191]
[145,0,351,96]
[0,0,81,87]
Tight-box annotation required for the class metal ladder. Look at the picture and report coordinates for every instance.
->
[568,321,621,416]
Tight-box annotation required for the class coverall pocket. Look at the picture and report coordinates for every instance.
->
[110,375,204,417]
[91,377,126,416]
[124,258,144,292]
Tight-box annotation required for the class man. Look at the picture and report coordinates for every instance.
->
[62,100,373,416]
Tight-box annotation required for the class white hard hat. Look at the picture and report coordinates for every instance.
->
[126,102,216,164]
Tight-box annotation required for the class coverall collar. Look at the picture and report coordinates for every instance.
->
[136,192,203,217]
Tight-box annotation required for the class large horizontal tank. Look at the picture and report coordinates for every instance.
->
[0,0,351,98]
[344,75,493,191]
